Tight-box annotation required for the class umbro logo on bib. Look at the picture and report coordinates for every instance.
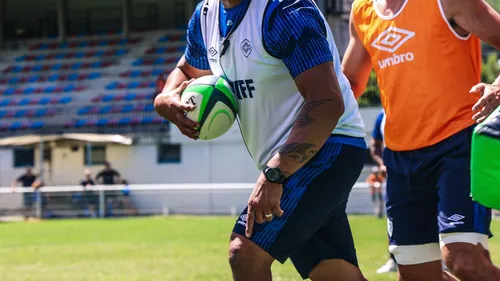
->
[241,39,252,58]
[371,27,416,69]
[209,47,218,57]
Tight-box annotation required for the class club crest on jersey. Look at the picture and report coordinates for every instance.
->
[241,39,252,58]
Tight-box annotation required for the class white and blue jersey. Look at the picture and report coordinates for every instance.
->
[185,0,366,169]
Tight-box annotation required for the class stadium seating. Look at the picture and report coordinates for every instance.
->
[0,85,86,95]
[0,96,72,107]
[29,38,142,51]
[144,46,185,55]
[0,108,57,118]
[2,61,113,74]
[105,81,155,90]
[131,57,178,66]
[65,116,166,128]
[0,73,101,84]
[16,49,128,62]
[91,92,154,103]
[157,35,185,43]
[119,69,170,78]
[77,103,155,115]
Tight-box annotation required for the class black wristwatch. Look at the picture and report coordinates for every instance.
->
[263,166,286,184]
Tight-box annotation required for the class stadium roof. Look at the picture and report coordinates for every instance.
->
[0,133,133,146]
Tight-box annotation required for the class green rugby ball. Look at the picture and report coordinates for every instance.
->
[181,75,238,140]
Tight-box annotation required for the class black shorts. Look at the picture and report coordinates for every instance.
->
[233,137,366,279]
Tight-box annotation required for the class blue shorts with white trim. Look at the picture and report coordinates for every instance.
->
[384,126,492,250]
[232,135,366,279]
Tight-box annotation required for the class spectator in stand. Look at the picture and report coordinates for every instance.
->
[79,169,97,217]
[12,168,38,220]
[95,161,121,185]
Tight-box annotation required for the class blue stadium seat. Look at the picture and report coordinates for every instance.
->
[88,72,101,79]
[158,36,169,43]
[23,87,35,95]
[128,81,140,89]
[28,75,40,83]
[116,49,127,56]
[33,108,46,117]
[11,66,22,73]
[102,94,114,102]
[0,99,10,106]
[78,41,89,47]
[44,86,56,93]
[144,104,154,112]
[141,116,153,124]
[33,65,43,72]
[15,55,26,62]
[153,58,165,65]
[36,54,46,61]
[31,121,44,129]
[60,42,69,49]
[152,69,164,76]
[118,38,128,45]
[132,58,144,66]
[0,111,6,118]
[68,73,79,81]
[59,96,72,104]
[98,40,108,46]
[155,47,166,54]
[96,118,109,126]
[19,98,30,106]
[177,46,185,52]
[121,104,134,113]
[63,84,76,92]
[130,70,142,78]
[39,44,48,50]
[71,62,83,70]
[119,117,131,125]
[48,74,59,82]
[77,106,91,115]
[75,120,87,127]
[95,50,106,57]
[55,53,66,60]
[105,82,119,90]
[100,105,113,114]
[90,61,102,68]
[75,52,85,59]
[52,63,63,70]
[9,122,22,130]
[124,93,137,101]
[15,110,26,117]
[8,77,20,84]
[39,97,51,105]
[3,88,16,95]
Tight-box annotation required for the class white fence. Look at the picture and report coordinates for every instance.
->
[0,183,376,219]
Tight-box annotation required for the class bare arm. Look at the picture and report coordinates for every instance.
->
[370,139,384,167]
[154,56,212,139]
[266,62,345,176]
[341,11,373,99]
[442,0,500,49]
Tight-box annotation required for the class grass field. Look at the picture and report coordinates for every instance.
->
[0,216,499,281]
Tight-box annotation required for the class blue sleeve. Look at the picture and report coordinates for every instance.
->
[184,1,210,70]
[263,0,333,79]
[372,112,384,141]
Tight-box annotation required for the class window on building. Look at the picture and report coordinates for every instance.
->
[84,145,107,165]
[157,144,181,164]
[13,147,34,168]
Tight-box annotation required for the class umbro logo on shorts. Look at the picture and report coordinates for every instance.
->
[372,27,416,69]
[447,214,465,225]
[237,214,247,226]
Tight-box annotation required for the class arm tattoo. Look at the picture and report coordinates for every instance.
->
[296,99,335,128]
[279,143,318,164]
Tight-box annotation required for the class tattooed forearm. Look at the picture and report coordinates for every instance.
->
[296,99,335,128]
[279,143,318,164]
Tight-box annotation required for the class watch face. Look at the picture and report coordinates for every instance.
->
[268,169,279,181]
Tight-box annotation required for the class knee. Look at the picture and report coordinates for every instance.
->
[228,233,261,272]
[444,244,485,278]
